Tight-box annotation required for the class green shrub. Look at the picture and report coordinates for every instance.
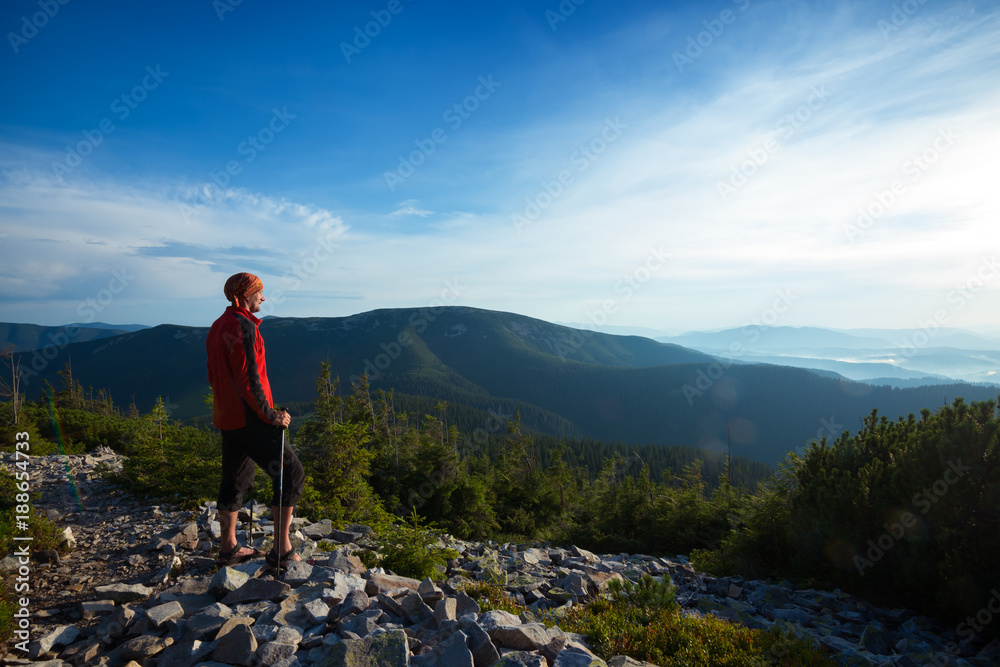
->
[460,581,526,615]
[375,509,458,580]
[607,573,678,612]
[555,595,837,666]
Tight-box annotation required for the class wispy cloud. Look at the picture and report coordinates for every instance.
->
[389,200,433,217]
[0,2,997,331]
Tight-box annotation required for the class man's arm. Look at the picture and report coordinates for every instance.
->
[227,314,280,425]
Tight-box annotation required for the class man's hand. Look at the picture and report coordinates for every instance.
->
[273,409,291,429]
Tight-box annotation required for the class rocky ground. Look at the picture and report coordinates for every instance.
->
[2,450,999,666]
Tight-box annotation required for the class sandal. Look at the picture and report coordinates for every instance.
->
[217,544,263,567]
[265,548,301,571]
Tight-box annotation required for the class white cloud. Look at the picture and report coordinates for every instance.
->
[389,200,433,217]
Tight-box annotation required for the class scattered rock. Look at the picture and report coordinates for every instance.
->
[93,582,153,603]
[6,449,996,667]
[119,634,173,661]
[212,622,257,666]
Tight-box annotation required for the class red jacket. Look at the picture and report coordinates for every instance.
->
[206,306,279,430]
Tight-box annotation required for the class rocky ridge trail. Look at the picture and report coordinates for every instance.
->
[3,451,999,667]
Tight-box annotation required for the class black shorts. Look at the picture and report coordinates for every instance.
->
[217,406,304,511]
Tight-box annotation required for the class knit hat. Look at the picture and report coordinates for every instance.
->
[224,272,263,303]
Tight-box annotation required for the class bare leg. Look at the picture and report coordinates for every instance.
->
[219,508,239,552]
[272,505,301,561]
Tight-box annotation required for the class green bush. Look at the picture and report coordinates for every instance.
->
[555,593,837,666]
[607,573,678,612]
[460,581,526,615]
[375,509,458,580]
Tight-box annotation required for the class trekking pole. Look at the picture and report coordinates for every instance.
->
[248,472,254,550]
[277,426,286,573]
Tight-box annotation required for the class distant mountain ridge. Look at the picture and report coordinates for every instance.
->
[657,325,1000,385]
[0,322,139,353]
[10,307,1000,466]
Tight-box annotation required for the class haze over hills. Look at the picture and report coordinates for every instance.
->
[10,307,1000,466]
[653,325,1000,387]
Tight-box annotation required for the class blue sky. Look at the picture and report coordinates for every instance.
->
[1,0,998,333]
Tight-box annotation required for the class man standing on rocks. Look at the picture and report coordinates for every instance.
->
[206,272,305,569]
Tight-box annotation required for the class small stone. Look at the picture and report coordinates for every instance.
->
[328,549,367,575]
[340,611,379,637]
[222,578,292,605]
[215,616,256,640]
[479,609,522,631]
[433,597,457,623]
[303,597,331,625]
[553,647,608,666]
[119,635,174,661]
[341,588,371,617]
[489,623,551,651]
[276,626,303,645]
[154,638,218,667]
[365,571,422,595]
[314,628,409,667]
[301,518,333,539]
[147,600,185,628]
[455,591,480,617]
[419,577,445,604]
[30,625,80,659]
[330,528,364,543]
[492,651,547,667]
[282,559,314,585]
[258,641,298,665]
[399,591,434,624]
[97,604,136,638]
[377,592,406,618]
[213,623,258,666]
[210,566,251,596]
[413,629,474,667]
[94,582,153,603]
[149,555,182,586]
[80,599,116,619]
[58,638,102,664]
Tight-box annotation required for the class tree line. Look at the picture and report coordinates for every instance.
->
[2,359,998,643]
